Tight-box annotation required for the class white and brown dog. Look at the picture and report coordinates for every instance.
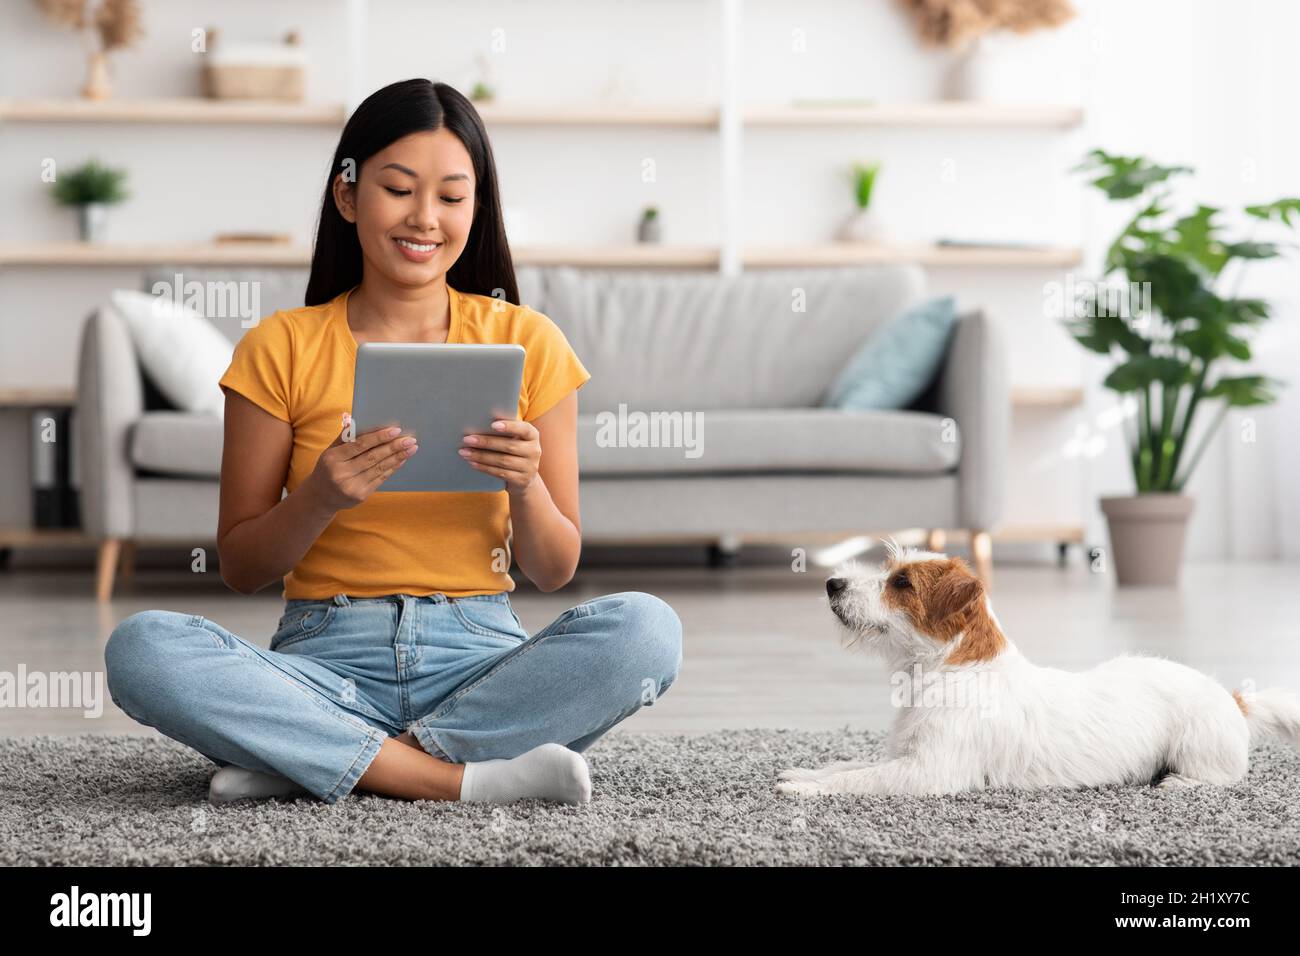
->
[777,543,1300,797]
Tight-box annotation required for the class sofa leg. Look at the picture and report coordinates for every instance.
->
[118,540,137,587]
[926,529,947,553]
[96,538,122,602]
[970,530,993,587]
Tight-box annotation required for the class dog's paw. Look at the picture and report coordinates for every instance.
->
[776,779,831,797]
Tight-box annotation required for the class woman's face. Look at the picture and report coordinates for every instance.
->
[333,128,477,288]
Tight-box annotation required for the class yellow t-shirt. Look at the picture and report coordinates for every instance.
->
[217,284,591,599]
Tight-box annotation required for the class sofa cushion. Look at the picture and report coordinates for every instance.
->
[130,411,224,478]
[538,264,927,412]
[109,290,233,419]
[825,296,959,410]
[577,407,959,475]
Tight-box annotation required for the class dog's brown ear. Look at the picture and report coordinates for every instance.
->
[926,561,984,630]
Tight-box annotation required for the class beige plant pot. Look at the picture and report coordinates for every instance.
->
[1099,494,1195,587]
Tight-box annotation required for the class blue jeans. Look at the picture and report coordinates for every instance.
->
[104,591,683,803]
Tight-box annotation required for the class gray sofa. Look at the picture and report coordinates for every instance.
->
[76,263,1007,600]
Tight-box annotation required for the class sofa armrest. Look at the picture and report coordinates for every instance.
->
[75,307,142,538]
[935,309,1009,531]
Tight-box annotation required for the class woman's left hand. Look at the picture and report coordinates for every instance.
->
[460,418,541,497]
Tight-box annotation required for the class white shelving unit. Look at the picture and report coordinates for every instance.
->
[0,0,1089,551]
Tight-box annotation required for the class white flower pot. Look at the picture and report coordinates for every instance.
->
[835,208,883,243]
[77,203,108,243]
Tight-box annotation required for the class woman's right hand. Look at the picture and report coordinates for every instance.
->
[304,416,418,512]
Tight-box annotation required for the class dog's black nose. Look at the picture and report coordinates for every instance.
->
[826,577,847,598]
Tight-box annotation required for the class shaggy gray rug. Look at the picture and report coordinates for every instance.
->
[3,730,1298,866]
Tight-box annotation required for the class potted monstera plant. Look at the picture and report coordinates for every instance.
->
[1070,149,1297,586]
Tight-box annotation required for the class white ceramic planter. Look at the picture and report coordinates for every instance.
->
[77,203,108,243]
[835,207,882,242]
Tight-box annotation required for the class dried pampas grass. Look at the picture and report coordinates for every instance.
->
[35,0,144,51]
[898,0,1076,49]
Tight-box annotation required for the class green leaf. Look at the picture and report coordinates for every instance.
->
[1224,298,1269,324]
[1205,375,1283,406]
[50,158,129,206]
[1103,356,1191,392]
[1222,240,1280,261]
[1076,150,1193,200]
[1244,198,1300,227]
[1167,205,1229,275]
[1065,313,1151,356]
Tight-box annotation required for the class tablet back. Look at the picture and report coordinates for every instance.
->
[351,343,525,493]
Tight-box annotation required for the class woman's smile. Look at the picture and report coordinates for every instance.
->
[393,236,443,262]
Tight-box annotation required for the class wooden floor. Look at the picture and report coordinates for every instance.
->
[2,553,1298,739]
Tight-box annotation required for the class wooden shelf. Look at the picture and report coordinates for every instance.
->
[0,97,346,125]
[0,240,1083,270]
[0,386,76,406]
[0,98,1084,130]
[0,241,311,267]
[745,243,1083,268]
[746,102,1084,128]
[512,245,721,267]
[1011,387,1085,408]
[476,102,719,127]
[992,525,1085,544]
[945,525,1085,544]
[0,528,97,548]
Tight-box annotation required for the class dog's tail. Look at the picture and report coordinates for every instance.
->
[1234,686,1300,750]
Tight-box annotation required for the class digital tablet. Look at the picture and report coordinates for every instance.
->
[350,342,526,493]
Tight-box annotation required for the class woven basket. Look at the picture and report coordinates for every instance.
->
[202,29,306,102]
[204,63,303,101]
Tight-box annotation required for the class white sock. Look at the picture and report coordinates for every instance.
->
[209,766,310,804]
[459,743,592,805]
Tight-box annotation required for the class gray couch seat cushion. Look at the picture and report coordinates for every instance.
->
[578,407,959,476]
[126,407,958,480]
[130,411,224,478]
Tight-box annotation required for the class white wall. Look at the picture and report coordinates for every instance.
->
[1,0,1296,558]
[1075,0,1300,559]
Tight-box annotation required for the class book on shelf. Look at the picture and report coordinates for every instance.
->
[30,407,80,529]
[934,238,1058,250]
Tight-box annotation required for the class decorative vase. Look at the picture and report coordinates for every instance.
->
[835,207,882,243]
[1099,493,1195,587]
[944,36,994,101]
[637,216,661,243]
[82,51,113,101]
[77,203,108,242]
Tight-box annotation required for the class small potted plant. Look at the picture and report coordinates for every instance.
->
[468,52,496,104]
[637,206,661,243]
[52,158,129,242]
[1068,149,1298,585]
[835,161,883,242]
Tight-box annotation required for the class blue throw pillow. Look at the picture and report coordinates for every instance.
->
[823,296,959,410]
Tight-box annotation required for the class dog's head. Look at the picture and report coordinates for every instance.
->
[825,544,1006,665]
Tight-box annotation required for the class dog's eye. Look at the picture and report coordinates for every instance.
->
[891,573,911,589]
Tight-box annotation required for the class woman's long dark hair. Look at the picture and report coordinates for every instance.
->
[305,78,518,307]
